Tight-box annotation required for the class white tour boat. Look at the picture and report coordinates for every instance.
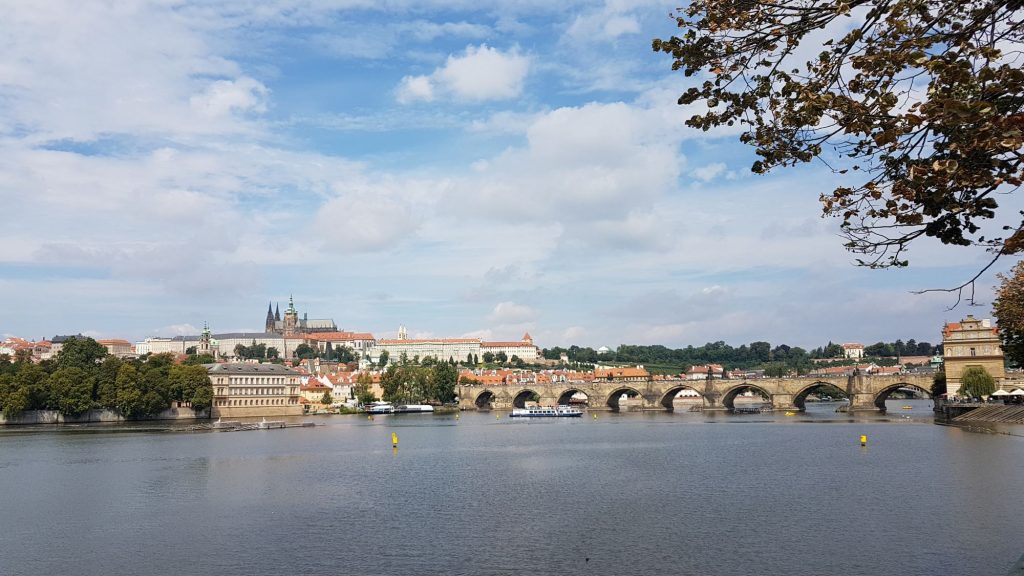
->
[365,402,394,414]
[509,405,583,418]
[394,404,435,413]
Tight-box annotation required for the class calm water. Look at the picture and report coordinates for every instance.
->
[1,400,1022,576]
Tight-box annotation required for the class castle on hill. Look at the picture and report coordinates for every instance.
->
[264,296,337,337]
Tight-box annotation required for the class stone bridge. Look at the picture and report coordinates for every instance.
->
[457,374,934,413]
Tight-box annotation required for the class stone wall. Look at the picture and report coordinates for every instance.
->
[210,405,304,419]
[0,406,209,425]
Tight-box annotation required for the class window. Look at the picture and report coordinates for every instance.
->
[970,347,976,356]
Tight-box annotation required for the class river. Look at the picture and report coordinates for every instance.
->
[1,399,1021,576]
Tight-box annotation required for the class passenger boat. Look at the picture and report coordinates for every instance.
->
[509,405,583,418]
[365,402,394,414]
[394,404,435,413]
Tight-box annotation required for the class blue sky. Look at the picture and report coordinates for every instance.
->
[0,0,1015,349]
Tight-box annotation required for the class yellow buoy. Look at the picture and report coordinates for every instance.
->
[391,432,399,447]
[860,434,867,446]
[592,414,598,419]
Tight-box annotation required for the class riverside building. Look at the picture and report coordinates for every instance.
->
[941,315,1005,396]
[208,363,303,418]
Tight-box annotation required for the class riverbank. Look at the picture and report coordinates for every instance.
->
[0,406,208,425]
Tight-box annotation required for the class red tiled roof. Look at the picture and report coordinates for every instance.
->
[377,338,480,344]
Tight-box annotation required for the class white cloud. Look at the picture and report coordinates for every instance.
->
[314,195,419,252]
[396,44,530,103]
[489,301,538,324]
[152,323,201,337]
[692,162,727,182]
[190,77,269,117]
[397,75,436,103]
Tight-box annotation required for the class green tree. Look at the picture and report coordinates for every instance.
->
[481,352,495,364]
[959,366,996,398]
[183,353,215,366]
[114,364,146,418]
[377,350,390,368]
[429,362,458,404]
[994,261,1024,367]
[320,391,333,405]
[2,385,29,419]
[55,337,109,370]
[96,356,123,410]
[495,351,508,364]
[931,372,947,398]
[354,372,377,404]
[763,363,790,378]
[336,346,355,364]
[168,365,212,405]
[654,1,1024,290]
[266,346,280,360]
[16,362,51,410]
[190,384,213,414]
[295,343,317,359]
[48,367,94,417]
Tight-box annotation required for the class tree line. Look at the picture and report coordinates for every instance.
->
[0,337,213,419]
[543,339,940,373]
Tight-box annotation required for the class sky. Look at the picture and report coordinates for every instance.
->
[0,0,1017,350]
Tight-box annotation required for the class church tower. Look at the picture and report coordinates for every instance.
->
[283,295,299,337]
[198,322,216,359]
[265,302,275,333]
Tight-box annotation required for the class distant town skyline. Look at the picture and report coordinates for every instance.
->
[0,1,1016,349]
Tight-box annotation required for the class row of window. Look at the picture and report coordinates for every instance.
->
[214,377,294,385]
[215,387,295,396]
[215,398,299,406]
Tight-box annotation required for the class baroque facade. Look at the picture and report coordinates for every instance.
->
[942,315,1005,396]
[208,363,303,418]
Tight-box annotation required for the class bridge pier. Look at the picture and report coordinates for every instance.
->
[770,393,795,411]
[847,375,884,412]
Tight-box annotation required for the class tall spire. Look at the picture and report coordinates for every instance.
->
[275,303,280,321]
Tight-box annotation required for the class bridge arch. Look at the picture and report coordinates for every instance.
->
[556,388,590,407]
[604,386,643,411]
[873,382,931,411]
[721,383,771,412]
[512,388,541,409]
[658,384,707,411]
[474,389,496,409]
[793,381,850,411]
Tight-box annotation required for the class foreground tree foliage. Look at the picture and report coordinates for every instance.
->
[0,337,213,419]
[993,261,1024,366]
[654,1,1024,291]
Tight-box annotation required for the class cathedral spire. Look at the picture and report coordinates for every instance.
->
[275,303,280,321]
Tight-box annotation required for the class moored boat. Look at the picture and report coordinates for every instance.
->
[509,405,583,418]
[365,402,394,414]
[394,404,435,413]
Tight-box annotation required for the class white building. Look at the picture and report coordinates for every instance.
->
[842,343,865,359]
[368,329,538,365]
